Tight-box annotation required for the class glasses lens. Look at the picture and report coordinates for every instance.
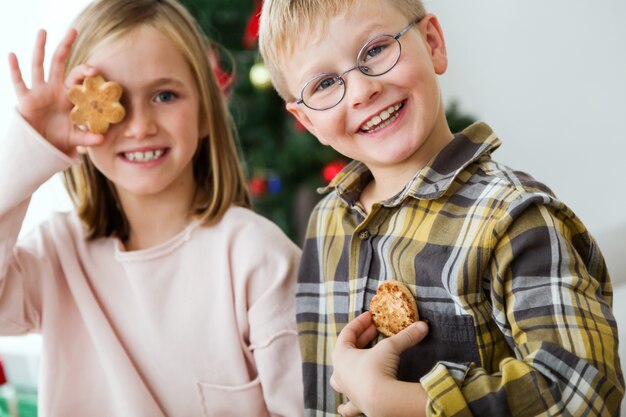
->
[358,35,400,75]
[302,74,345,110]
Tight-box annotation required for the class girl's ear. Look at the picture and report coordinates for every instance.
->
[421,14,448,75]
[285,101,325,143]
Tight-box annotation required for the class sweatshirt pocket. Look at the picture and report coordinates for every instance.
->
[196,375,270,417]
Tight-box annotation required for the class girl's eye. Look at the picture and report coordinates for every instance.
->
[155,91,177,103]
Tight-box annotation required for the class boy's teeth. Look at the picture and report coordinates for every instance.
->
[362,103,403,132]
[124,149,164,162]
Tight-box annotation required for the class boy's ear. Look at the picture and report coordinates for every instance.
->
[421,14,448,75]
[285,101,325,144]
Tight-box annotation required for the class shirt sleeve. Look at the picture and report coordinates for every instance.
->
[242,219,305,417]
[421,201,624,416]
[0,111,74,334]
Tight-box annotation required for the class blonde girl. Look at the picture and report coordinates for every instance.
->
[2,0,304,415]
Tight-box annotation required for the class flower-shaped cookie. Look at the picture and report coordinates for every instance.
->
[67,75,126,134]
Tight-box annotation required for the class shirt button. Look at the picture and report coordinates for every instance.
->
[358,230,370,240]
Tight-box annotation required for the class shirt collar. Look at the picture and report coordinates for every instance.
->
[319,122,501,205]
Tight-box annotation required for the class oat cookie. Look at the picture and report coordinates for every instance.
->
[369,280,419,337]
[68,75,126,134]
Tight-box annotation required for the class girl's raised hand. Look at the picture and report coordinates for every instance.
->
[8,29,105,156]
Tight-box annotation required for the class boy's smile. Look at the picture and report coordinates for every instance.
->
[359,100,404,133]
[284,1,453,199]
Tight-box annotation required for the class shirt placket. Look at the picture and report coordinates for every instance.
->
[348,204,384,319]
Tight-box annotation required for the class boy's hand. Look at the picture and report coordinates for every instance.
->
[8,29,105,157]
[330,311,429,417]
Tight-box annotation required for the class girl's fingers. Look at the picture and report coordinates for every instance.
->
[49,28,78,85]
[70,130,105,149]
[65,63,98,88]
[8,52,28,97]
[31,29,47,86]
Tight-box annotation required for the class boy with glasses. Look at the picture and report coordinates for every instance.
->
[259,0,623,416]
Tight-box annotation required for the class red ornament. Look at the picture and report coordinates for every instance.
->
[0,355,6,385]
[249,177,267,197]
[322,160,348,184]
[207,46,235,97]
[243,2,263,49]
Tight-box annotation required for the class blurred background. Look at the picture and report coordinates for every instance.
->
[0,0,625,415]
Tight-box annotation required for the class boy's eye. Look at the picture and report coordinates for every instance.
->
[365,45,385,60]
[362,38,394,62]
[314,76,337,93]
[155,91,177,103]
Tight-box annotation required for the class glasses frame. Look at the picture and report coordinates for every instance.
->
[295,17,421,111]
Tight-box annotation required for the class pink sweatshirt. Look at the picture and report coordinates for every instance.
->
[0,113,304,416]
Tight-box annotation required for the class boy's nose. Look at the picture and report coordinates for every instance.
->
[345,72,382,109]
[123,102,158,139]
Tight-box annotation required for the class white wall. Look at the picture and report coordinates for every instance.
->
[0,0,88,235]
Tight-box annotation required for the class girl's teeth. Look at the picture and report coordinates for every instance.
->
[124,149,164,162]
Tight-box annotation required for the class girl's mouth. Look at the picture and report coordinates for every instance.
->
[120,148,169,162]
[360,100,406,133]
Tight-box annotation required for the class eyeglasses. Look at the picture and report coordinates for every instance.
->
[296,18,421,111]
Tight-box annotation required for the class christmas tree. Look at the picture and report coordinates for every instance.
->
[181,0,475,244]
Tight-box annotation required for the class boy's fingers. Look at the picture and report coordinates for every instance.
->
[31,29,47,86]
[353,311,372,327]
[384,321,429,354]
[49,29,78,85]
[329,374,339,391]
[8,53,28,97]
[336,312,373,348]
[337,400,362,417]
[354,323,377,348]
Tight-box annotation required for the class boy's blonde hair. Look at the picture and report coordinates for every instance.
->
[259,0,426,101]
[63,0,251,240]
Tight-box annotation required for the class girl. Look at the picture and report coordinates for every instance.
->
[2,0,303,416]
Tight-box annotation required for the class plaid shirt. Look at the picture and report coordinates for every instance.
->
[296,122,624,416]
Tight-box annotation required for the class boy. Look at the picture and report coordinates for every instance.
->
[259,0,624,416]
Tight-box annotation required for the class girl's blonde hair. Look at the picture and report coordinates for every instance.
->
[63,0,251,240]
[259,0,426,101]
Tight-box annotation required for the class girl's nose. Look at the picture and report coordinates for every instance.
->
[123,102,158,139]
